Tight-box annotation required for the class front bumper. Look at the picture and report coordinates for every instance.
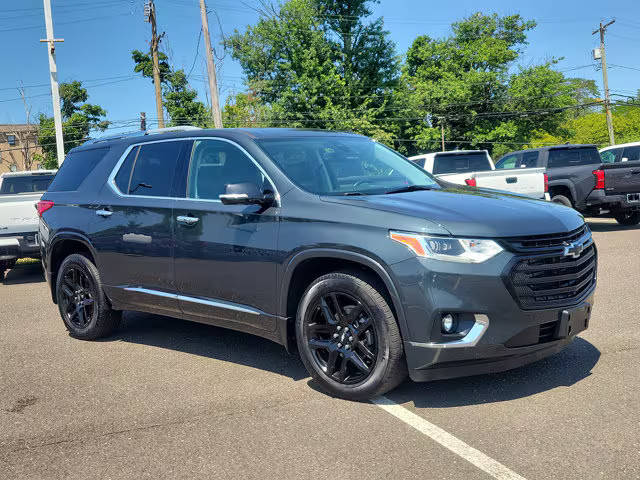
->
[389,253,595,382]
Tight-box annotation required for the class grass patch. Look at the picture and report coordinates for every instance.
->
[16,258,39,266]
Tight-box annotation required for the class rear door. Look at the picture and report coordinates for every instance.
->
[89,139,192,316]
[173,138,279,333]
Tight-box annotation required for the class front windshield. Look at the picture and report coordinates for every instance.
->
[257,136,439,195]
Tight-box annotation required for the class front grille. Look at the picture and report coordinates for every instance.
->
[500,225,589,254]
[503,226,597,310]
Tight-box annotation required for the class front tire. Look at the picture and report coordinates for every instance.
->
[296,272,407,400]
[614,211,640,226]
[56,254,121,340]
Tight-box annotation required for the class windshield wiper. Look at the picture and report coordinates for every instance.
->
[385,185,437,194]
[340,191,366,196]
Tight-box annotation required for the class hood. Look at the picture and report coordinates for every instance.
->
[321,187,585,238]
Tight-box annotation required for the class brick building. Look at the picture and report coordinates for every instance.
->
[0,124,42,174]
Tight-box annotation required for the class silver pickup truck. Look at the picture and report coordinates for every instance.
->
[0,170,56,279]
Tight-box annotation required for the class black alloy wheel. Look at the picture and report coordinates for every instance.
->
[296,271,407,400]
[305,292,378,384]
[58,266,96,329]
[56,254,121,340]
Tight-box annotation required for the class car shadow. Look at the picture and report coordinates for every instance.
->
[386,337,600,408]
[587,218,638,232]
[105,311,309,381]
[2,263,45,285]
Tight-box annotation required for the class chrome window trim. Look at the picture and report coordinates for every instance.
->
[106,136,280,206]
[123,287,262,315]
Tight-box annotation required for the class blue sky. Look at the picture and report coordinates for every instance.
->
[1,0,639,133]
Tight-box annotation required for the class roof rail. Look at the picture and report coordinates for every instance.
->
[145,126,201,135]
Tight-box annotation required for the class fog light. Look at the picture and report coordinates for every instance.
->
[441,313,456,334]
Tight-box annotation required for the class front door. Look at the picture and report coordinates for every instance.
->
[173,138,280,333]
[89,139,192,316]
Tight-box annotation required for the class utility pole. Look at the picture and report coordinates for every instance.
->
[440,119,445,152]
[593,19,616,146]
[145,0,165,128]
[40,0,65,166]
[199,0,223,128]
[140,112,147,131]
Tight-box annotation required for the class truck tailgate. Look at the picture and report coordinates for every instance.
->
[602,161,640,195]
[0,193,42,235]
[472,168,546,199]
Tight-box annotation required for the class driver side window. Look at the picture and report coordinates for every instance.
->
[187,140,267,201]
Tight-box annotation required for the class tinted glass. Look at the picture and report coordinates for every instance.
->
[187,139,267,200]
[114,146,139,193]
[0,174,54,194]
[433,152,492,175]
[600,148,621,164]
[128,141,184,197]
[257,137,438,195]
[623,146,640,162]
[47,147,109,192]
[521,151,539,168]
[496,154,517,169]
[547,148,601,168]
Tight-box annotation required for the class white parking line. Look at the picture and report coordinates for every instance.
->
[372,396,526,480]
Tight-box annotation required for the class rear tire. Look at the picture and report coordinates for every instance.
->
[614,211,640,226]
[551,194,573,208]
[296,271,407,400]
[55,253,121,340]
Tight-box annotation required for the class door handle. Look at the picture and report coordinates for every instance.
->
[176,215,199,225]
[96,209,113,217]
[506,177,518,184]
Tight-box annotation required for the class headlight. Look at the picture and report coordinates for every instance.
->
[390,231,504,263]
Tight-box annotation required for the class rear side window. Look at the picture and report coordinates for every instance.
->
[433,153,491,175]
[48,147,109,192]
[547,148,601,168]
[116,141,185,197]
[521,151,539,168]
[623,146,640,162]
[496,154,517,169]
[0,174,54,194]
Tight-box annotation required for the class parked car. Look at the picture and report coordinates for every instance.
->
[39,128,596,400]
[0,170,56,279]
[496,144,640,225]
[600,141,640,164]
[409,150,548,200]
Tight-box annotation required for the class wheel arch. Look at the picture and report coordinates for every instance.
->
[48,232,98,303]
[278,249,407,352]
[548,180,577,204]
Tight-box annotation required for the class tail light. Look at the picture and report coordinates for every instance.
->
[465,178,477,187]
[593,169,605,190]
[36,200,54,217]
[543,173,549,193]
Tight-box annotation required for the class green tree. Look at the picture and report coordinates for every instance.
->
[38,81,109,169]
[131,50,210,127]
[225,0,398,142]
[397,13,595,156]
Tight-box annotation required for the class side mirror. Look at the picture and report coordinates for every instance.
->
[219,182,274,206]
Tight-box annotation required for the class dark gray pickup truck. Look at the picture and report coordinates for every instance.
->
[496,144,640,225]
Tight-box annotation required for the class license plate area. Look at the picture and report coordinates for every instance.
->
[628,193,640,203]
[558,303,591,338]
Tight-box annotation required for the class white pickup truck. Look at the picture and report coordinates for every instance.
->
[409,150,549,200]
[0,170,56,279]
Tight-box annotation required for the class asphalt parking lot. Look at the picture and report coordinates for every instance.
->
[0,218,638,480]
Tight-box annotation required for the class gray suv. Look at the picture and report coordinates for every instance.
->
[38,128,597,400]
